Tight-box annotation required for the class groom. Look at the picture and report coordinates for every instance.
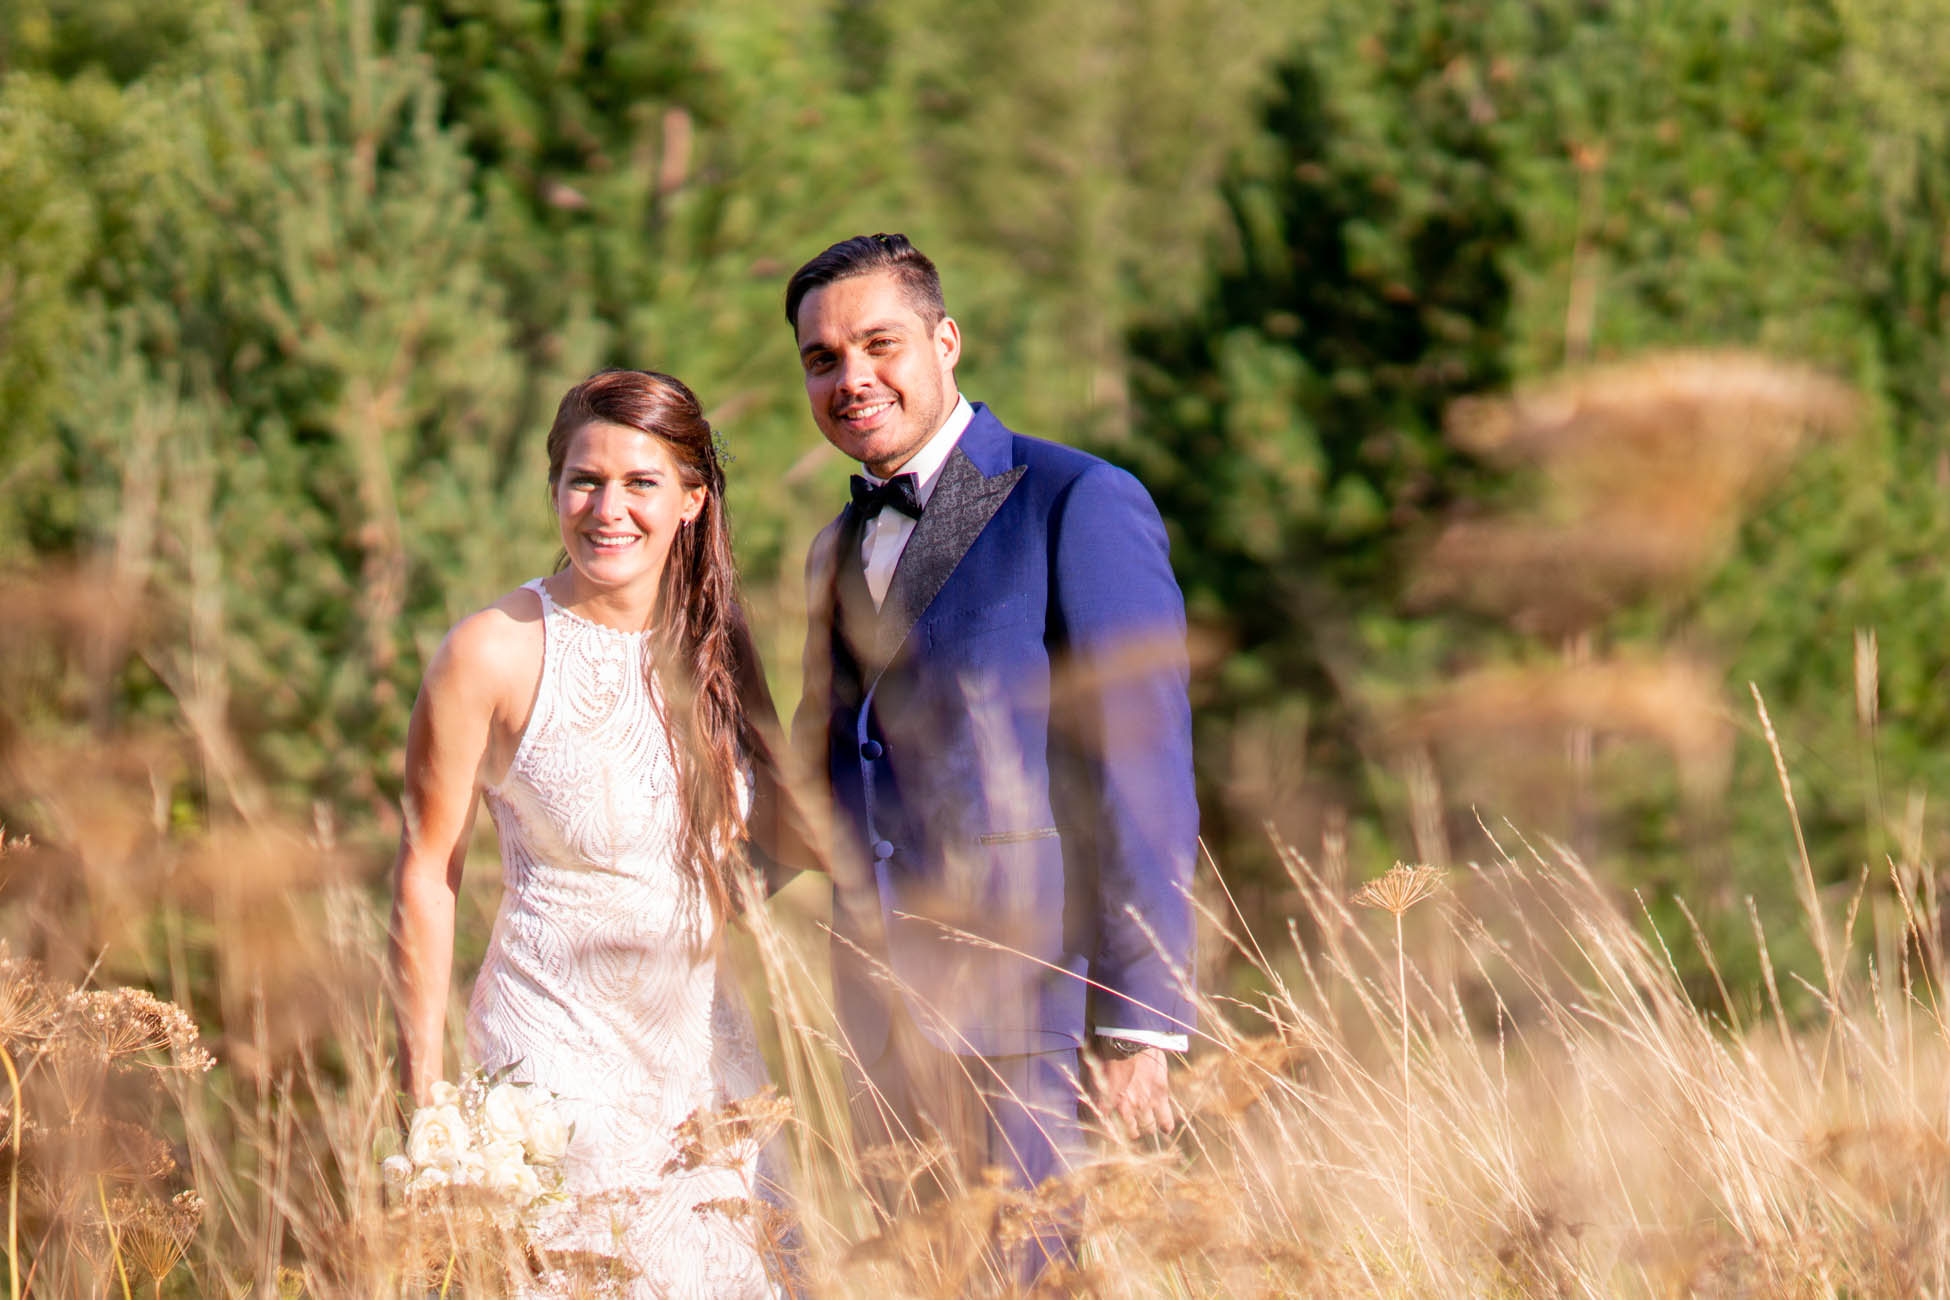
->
[785,233,1197,1252]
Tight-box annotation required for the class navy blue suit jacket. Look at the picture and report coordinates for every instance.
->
[795,403,1197,1060]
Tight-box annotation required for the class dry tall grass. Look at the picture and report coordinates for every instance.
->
[4,697,1948,1295]
[2,346,1936,1295]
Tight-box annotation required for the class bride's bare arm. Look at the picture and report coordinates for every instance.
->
[387,613,509,1105]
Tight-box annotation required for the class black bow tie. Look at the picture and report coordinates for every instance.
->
[849,472,924,520]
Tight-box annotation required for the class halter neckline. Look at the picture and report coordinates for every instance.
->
[531,578,657,641]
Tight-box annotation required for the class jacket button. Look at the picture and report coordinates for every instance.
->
[872,839,895,861]
[860,740,884,760]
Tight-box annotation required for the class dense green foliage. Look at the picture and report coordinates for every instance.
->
[1106,0,1950,943]
[0,0,1276,809]
[7,0,1950,957]
[1119,10,1521,881]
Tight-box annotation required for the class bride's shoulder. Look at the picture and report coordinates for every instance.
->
[428,585,545,692]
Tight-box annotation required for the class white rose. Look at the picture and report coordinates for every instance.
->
[406,1165,451,1197]
[480,1139,527,1196]
[380,1154,412,1187]
[482,1083,533,1146]
[448,1145,486,1186]
[512,1162,543,1204]
[428,1080,462,1108]
[406,1103,472,1171]
[522,1099,571,1164]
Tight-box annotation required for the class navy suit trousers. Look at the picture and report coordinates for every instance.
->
[844,1005,1086,1282]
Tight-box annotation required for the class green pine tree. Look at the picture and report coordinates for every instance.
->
[1116,7,1521,882]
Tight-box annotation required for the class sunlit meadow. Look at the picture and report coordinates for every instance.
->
[3,353,1944,1296]
[3,689,1947,1295]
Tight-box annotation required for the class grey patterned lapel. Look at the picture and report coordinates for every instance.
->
[874,448,1025,675]
[804,515,847,700]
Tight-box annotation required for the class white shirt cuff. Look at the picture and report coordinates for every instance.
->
[1095,1027,1188,1052]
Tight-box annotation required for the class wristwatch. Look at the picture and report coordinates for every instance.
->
[1094,1034,1149,1059]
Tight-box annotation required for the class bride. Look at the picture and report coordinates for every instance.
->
[388,369,813,1297]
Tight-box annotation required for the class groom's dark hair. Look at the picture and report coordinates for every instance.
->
[785,232,946,333]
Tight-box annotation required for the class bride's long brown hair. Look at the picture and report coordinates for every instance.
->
[545,369,753,920]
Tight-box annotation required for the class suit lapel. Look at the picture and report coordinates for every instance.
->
[874,447,1024,675]
[800,515,845,719]
[811,506,884,712]
[808,514,845,640]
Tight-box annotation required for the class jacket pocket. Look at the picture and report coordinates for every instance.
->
[937,593,1034,637]
[978,826,1061,846]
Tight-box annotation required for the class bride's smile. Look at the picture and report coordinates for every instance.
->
[552,420,705,610]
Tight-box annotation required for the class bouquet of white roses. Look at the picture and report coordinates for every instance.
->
[382,1067,572,1212]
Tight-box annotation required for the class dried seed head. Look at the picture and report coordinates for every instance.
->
[1175,1033,1311,1118]
[1352,862,1448,917]
[52,1114,178,1182]
[105,1188,203,1281]
[526,1248,632,1296]
[48,1037,108,1118]
[62,987,213,1074]
[0,950,57,1041]
[662,1087,791,1174]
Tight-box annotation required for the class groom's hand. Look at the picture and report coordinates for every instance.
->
[1086,1045,1176,1142]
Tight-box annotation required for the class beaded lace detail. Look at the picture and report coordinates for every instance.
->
[468,579,777,1298]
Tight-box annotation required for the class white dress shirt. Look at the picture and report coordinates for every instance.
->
[855,396,974,607]
[850,396,1186,1055]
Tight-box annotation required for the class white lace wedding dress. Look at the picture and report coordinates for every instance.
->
[468,579,782,1299]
